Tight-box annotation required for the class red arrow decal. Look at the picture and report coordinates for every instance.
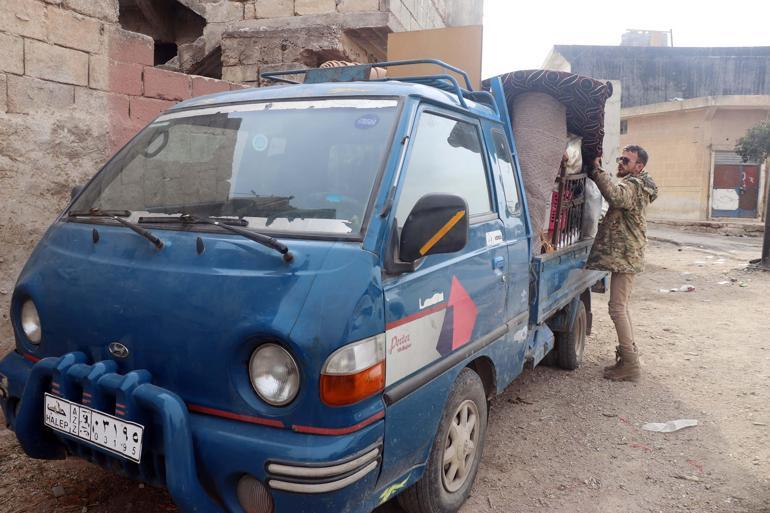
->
[448,276,477,350]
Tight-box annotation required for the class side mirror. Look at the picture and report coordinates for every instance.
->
[399,194,469,263]
[70,185,84,201]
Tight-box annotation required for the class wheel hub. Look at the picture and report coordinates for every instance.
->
[442,399,479,493]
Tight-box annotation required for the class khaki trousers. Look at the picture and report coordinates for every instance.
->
[608,272,636,353]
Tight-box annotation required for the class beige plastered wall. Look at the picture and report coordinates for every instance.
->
[621,101,770,221]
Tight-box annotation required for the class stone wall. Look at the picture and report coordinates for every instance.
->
[0,0,242,353]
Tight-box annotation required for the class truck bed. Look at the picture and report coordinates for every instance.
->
[530,239,607,325]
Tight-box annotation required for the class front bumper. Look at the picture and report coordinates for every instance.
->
[0,351,385,513]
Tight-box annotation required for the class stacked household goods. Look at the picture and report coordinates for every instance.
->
[495,70,613,253]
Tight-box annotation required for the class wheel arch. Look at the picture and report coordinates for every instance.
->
[466,356,496,400]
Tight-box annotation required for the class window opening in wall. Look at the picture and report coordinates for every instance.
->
[620,120,628,135]
[118,0,206,68]
[155,42,179,67]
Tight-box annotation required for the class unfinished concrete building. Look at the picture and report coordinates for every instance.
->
[116,0,483,84]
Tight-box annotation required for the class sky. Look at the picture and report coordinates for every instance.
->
[482,0,770,78]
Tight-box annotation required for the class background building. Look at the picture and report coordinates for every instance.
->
[545,43,770,222]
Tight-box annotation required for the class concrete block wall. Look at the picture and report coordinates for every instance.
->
[554,45,770,109]
[0,0,243,352]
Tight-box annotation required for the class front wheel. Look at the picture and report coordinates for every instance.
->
[397,368,488,513]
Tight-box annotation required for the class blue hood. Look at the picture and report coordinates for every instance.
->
[13,221,385,424]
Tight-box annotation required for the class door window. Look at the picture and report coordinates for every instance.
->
[395,112,491,227]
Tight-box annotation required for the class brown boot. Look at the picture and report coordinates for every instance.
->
[603,347,641,382]
[603,346,622,374]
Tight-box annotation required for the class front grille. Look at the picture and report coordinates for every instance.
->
[46,360,167,486]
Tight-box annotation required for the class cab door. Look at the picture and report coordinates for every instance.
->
[377,106,508,485]
[486,126,531,382]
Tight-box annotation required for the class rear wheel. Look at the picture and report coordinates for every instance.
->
[397,368,488,513]
[556,299,587,370]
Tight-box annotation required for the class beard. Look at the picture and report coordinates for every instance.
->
[617,166,631,177]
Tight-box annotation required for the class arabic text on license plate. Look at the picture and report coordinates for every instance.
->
[43,393,144,463]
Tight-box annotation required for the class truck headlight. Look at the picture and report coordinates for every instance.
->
[21,300,42,344]
[249,344,299,406]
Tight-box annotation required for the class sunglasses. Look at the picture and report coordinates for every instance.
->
[616,156,635,165]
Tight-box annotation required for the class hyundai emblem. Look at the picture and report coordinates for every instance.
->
[108,342,130,359]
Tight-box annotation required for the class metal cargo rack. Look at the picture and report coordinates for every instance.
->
[260,59,498,115]
[547,170,587,252]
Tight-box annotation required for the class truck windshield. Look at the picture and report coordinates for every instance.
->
[69,99,399,236]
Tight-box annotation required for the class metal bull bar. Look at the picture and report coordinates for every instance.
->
[14,352,221,513]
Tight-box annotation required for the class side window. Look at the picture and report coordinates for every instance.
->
[395,112,491,227]
[491,129,521,217]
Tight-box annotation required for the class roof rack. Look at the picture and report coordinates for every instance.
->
[259,59,498,115]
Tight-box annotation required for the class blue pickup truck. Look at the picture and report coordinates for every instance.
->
[0,60,606,513]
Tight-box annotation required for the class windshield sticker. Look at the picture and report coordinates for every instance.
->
[485,230,503,246]
[251,134,269,152]
[267,137,286,156]
[419,292,445,310]
[355,114,379,129]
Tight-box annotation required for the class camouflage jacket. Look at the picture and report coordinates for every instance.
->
[586,169,658,273]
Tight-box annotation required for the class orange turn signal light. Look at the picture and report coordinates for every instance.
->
[320,361,385,407]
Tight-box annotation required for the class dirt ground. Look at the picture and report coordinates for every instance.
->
[1,233,768,513]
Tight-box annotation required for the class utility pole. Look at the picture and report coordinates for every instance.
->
[759,165,770,270]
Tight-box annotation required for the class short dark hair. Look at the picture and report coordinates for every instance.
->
[623,144,648,166]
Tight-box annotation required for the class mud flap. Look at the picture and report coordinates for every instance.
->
[526,324,555,369]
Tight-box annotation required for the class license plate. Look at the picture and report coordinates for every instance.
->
[43,393,144,463]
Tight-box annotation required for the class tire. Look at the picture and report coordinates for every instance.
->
[397,368,488,513]
[556,299,587,370]
[540,347,558,367]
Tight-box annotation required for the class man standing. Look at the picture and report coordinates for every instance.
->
[587,145,658,382]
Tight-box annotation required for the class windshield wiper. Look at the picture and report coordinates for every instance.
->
[69,209,131,217]
[140,214,293,262]
[68,208,163,250]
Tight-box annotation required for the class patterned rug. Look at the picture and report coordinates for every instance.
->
[493,69,614,165]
